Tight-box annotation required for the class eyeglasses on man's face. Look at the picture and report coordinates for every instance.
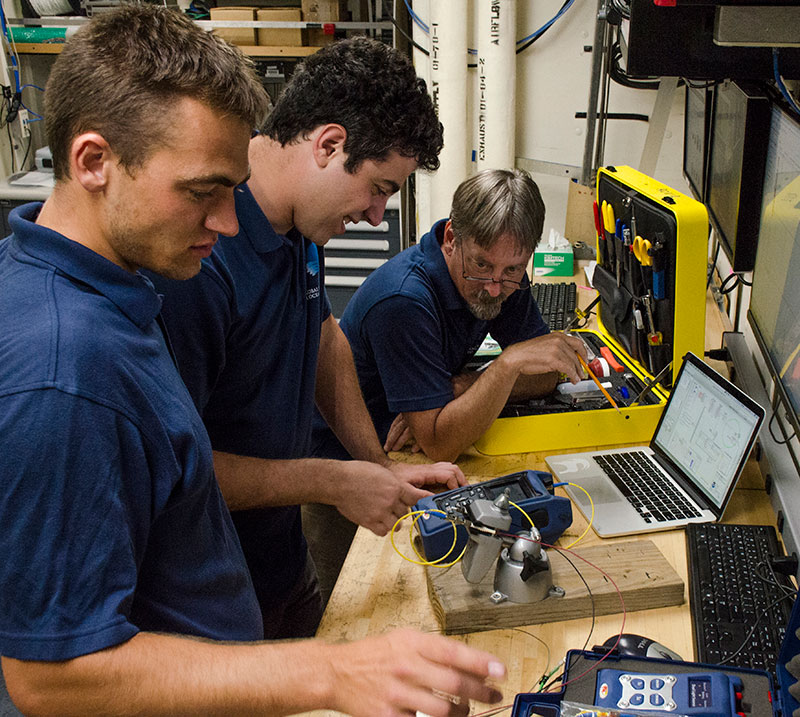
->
[459,242,531,291]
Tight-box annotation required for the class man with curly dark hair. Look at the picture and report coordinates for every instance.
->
[149,36,462,639]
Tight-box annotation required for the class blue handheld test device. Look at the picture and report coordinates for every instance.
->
[413,470,572,562]
[595,669,743,716]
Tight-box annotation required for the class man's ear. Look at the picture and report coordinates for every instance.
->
[311,124,347,169]
[70,133,115,192]
[442,219,457,258]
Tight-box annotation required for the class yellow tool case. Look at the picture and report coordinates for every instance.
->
[474,165,709,455]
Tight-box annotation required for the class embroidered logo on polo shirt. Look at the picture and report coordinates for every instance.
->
[306,244,320,301]
[306,245,320,277]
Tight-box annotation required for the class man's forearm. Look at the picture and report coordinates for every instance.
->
[412,357,521,462]
[508,371,559,400]
[213,451,364,511]
[454,368,558,401]
[3,629,506,717]
[2,632,334,717]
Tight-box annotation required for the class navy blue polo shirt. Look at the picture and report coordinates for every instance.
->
[149,184,331,609]
[312,219,548,457]
[0,204,262,661]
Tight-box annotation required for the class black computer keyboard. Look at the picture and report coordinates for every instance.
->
[686,523,796,683]
[530,281,577,331]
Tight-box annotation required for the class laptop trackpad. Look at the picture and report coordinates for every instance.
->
[588,482,626,506]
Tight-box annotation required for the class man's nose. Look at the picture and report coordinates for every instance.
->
[484,279,504,297]
[363,194,389,226]
[205,196,239,237]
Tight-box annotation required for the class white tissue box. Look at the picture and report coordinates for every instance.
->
[533,242,574,276]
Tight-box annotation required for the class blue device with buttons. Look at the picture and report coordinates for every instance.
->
[413,469,572,561]
[594,670,742,715]
[511,591,800,717]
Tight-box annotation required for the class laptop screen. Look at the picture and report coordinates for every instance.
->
[652,354,764,510]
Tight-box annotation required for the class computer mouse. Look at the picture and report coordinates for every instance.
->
[602,633,682,661]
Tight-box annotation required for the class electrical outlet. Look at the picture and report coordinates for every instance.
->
[16,108,30,138]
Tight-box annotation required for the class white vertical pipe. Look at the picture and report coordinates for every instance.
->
[411,0,433,237]
[476,0,516,171]
[428,0,469,223]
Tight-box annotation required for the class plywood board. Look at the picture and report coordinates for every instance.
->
[425,538,684,635]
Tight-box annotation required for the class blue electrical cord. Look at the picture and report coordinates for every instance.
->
[20,101,43,121]
[20,84,45,120]
[0,0,22,92]
[401,0,577,52]
[773,49,800,116]
[517,0,576,45]
[403,0,429,34]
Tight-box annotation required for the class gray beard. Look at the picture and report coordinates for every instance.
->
[467,295,504,320]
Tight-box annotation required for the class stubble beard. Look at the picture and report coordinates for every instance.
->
[107,215,199,281]
[467,291,504,320]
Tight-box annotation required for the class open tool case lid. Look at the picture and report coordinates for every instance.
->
[511,592,800,717]
[594,165,708,390]
[474,167,708,456]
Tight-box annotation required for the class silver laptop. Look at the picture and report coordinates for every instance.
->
[545,352,765,537]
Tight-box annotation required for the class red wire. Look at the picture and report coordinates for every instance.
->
[494,531,628,692]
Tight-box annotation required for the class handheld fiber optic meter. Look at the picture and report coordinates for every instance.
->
[595,669,744,716]
[413,470,572,562]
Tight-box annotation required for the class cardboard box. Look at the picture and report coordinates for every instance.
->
[533,242,574,276]
[257,8,302,47]
[564,179,597,245]
[209,7,256,47]
[301,0,342,46]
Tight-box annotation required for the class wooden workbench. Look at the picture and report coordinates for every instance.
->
[303,282,777,716]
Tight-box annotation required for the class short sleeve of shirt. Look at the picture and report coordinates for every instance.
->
[362,294,455,413]
[0,389,147,660]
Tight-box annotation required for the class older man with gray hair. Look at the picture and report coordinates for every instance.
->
[313,168,587,464]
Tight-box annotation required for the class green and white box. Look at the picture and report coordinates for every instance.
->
[533,242,574,276]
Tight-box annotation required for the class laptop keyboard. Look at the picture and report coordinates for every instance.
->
[593,451,702,523]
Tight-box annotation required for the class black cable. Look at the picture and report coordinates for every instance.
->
[609,0,631,20]
[515,0,571,55]
[768,408,797,445]
[739,275,752,287]
[554,546,596,654]
[707,241,721,290]
[388,13,428,56]
[488,530,598,694]
[685,78,722,90]
[719,272,740,295]
[20,132,32,170]
[755,559,798,600]
[574,111,650,123]
[6,121,15,173]
[718,592,794,668]
[508,627,552,693]
[536,545,597,694]
[608,29,662,91]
